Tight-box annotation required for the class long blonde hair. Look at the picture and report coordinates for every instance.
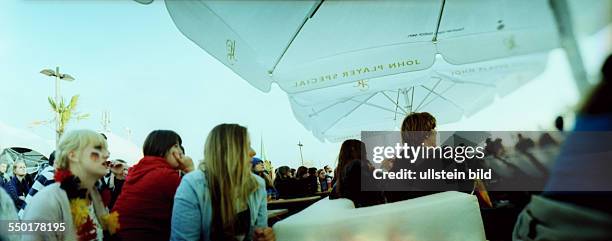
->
[200,124,258,239]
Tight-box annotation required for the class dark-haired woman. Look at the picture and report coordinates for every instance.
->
[330,139,385,208]
[274,166,296,199]
[294,166,313,197]
[113,130,194,241]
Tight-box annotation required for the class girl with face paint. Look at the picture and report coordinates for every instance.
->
[22,129,117,241]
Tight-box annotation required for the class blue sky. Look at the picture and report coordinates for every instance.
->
[0,0,605,168]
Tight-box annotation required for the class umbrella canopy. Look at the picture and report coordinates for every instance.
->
[162,0,561,141]
[289,53,548,141]
[165,0,559,93]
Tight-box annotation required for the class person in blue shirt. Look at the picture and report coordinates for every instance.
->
[171,124,275,241]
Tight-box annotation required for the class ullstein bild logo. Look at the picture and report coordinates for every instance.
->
[373,168,492,180]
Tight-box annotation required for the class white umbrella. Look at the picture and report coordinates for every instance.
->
[161,0,560,141]
[164,0,559,93]
[289,53,548,141]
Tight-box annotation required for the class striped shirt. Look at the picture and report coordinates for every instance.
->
[19,165,55,218]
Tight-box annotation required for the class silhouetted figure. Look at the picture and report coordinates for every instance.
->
[554,116,564,131]
[330,139,385,208]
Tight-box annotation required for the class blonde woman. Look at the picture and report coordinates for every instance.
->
[171,124,274,241]
[5,160,31,211]
[21,130,119,241]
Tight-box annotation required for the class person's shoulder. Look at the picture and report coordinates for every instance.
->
[152,165,180,176]
[34,183,62,197]
[251,173,265,188]
[42,165,55,173]
[144,166,181,184]
[183,169,205,180]
[182,170,207,187]
[23,183,63,217]
[37,166,55,180]
[346,159,363,169]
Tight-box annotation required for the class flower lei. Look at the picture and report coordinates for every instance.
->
[54,169,120,241]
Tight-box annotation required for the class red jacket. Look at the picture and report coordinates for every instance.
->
[112,156,181,241]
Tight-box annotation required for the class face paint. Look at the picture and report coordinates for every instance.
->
[90,151,101,161]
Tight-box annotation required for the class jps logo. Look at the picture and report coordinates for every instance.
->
[354,79,369,91]
[226,39,237,64]
[503,35,517,50]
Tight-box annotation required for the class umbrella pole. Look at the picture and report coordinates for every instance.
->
[298,141,304,166]
[550,0,591,97]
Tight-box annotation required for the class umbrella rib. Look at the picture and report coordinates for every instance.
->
[414,77,442,111]
[270,0,324,74]
[410,86,415,113]
[394,90,400,120]
[382,91,408,115]
[418,82,455,111]
[418,84,464,112]
[432,0,447,42]
[435,72,496,87]
[349,99,404,114]
[320,93,378,135]
[307,96,353,117]
[309,103,336,117]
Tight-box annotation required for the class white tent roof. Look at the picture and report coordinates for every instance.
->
[0,121,54,157]
[102,132,143,166]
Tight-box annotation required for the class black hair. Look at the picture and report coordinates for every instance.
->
[308,167,317,175]
[142,130,182,157]
[48,151,56,166]
[555,116,564,131]
[276,166,290,179]
[296,166,308,179]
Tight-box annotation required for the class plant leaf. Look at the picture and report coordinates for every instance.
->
[48,97,57,111]
[69,95,79,110]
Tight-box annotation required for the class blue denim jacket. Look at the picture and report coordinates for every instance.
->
[170,170,268,241]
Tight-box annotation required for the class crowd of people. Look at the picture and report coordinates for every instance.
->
[0,125,275,241]
[268,163,333,200]
[0,55,610,241]
[0,114,437,240]
[0,123,363,241]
